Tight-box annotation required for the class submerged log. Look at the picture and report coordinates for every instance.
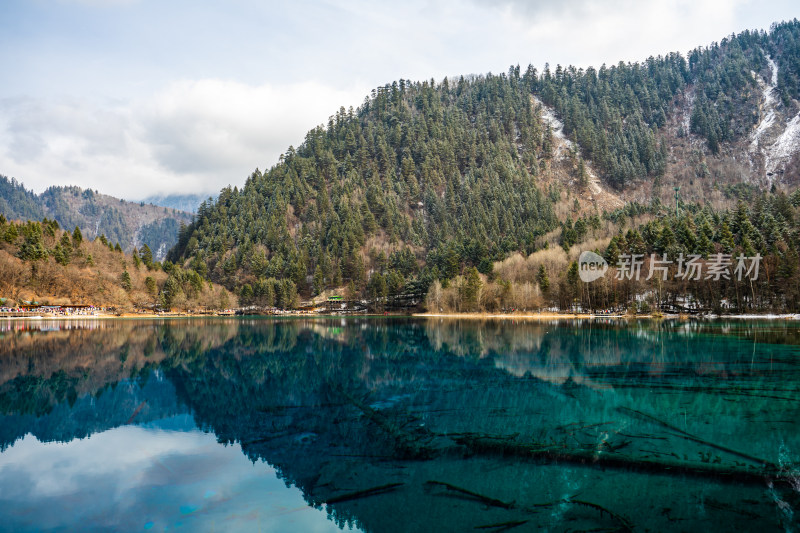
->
[334,386,435,459]
[616,406,776,468]
[427,480,632,531]
[453,434,787,487]
[425,480,515,509]
[325,482,404,504]
[569,499,634,531]
[474,519,529,531]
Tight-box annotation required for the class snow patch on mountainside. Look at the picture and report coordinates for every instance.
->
[535,97,574,156]
[766,113,800,177]
[532,96,623,209]
[749,55,779,152]
[682,90,695,135]
[749,52,800,184]
[155,243,167,261]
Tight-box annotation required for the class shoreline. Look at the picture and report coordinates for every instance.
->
[416,312,800,320]
[0,312,230,320]
[416,312,602,320]
[2,311,800,321]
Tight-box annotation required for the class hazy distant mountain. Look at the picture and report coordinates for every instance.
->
[0,176,193,260]
[142,193,213,214]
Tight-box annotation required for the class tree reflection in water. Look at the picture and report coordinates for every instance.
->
[1,317,799,531]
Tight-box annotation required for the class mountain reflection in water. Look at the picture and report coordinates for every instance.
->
[1,317,799,532]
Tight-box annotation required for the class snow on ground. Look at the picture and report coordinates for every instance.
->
[769,54,779,86]
[749,55,779,152]
[710,314,800,320]
[749,52,800,182]
[533,96,573,154]
[155,242,167,261]
[533,96,600,195]
[766,113,800,177]
[750,109,776,150]
[682,90,695,135]
[749,99,776,152]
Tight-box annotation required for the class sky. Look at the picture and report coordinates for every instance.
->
[0,0,797,201]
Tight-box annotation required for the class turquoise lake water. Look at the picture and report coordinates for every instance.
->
[1,317,799,532]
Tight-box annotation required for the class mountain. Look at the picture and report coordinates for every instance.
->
[169,70,562,302]
[142,193,212,214]
[167,21,800,309]
[0,215,235,309]
[533,20,800,203]
[0,177,193,260]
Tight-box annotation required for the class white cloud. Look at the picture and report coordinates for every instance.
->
[0,0,796,201]
[479,0,752,68]
[0,79,369,200]
[143,79,367,175]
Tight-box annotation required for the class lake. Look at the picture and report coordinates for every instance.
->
[1,317,799,532]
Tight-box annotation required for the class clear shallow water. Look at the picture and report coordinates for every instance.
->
[1,317,800,532]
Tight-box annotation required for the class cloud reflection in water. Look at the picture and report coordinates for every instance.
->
[0,416,350,532]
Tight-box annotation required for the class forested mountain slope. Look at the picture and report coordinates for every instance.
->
[534,20,800,200]
[0,214,234,310]
[170,72,563,302]
[169,20,800,307]
[0,176,193,260]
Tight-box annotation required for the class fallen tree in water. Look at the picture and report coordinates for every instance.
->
[451,433,789,488]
